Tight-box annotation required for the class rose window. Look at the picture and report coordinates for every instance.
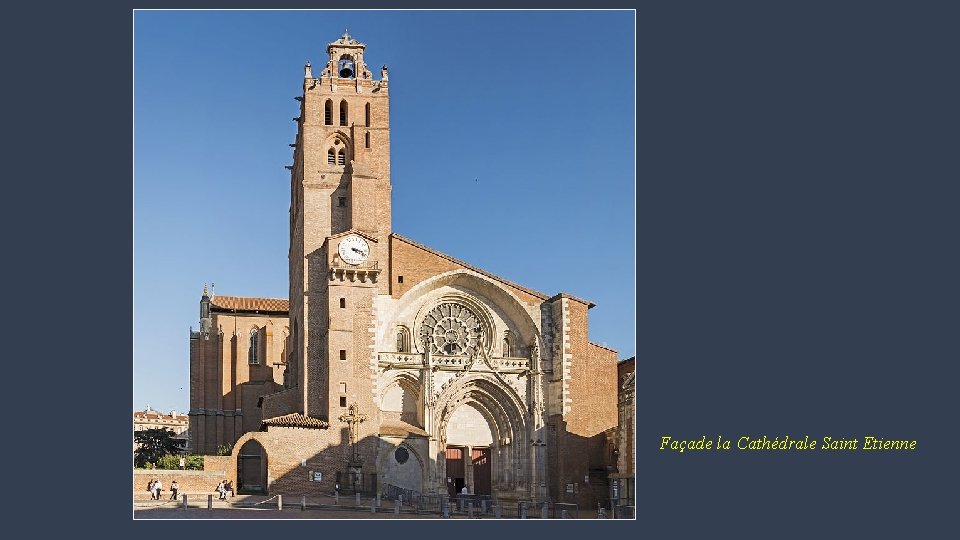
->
[420,302,484,355]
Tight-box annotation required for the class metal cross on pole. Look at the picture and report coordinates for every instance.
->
[339,403,367,463]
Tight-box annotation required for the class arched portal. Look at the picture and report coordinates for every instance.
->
[237,439,267,494]
[435,374,529,499]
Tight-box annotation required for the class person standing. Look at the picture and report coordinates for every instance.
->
[179,456,186,470]
[153,478,162,501]
[148,479,155,499]
[169,480,179,501]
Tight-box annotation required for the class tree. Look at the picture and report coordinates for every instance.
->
[134,428,179,468]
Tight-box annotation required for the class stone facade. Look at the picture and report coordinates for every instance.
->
[188,32,624,508]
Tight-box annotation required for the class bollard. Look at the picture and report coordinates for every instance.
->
[468,501,473,518]
[494,503,501,518]
[376,494,381,508]
[356,492,361,505]
[182,494,188,510]
[301,495,306,511]
[371,500,376,513]
[278,494,283,511]
[399,494,403,507]
[394,499,400,515]
[481,499,487,513]
[335,491,339,505]
[442,502,450,518]
[520,503,527,519]
[207,494,213,509]
[542,502,548,519]
[562,509,569,519]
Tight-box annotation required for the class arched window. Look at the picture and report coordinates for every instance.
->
[327,148,335,164]
[324,99,333,125]
[365,132,370,148]
[249,327,259,365]
[337,148,345,165]
[339,100,348,126]
[502,331,512,357]
[365,103,371,127]
[396,326,411,353]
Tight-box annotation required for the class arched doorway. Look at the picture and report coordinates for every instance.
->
[436,375,529,499]
[237,439,267,494]
[445,403,493,496]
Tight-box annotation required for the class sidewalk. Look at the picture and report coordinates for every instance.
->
[134,493,460,519]
[133,492,595,519]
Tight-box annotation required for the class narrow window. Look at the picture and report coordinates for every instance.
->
[339,396,347,407]
[396,327,411,353]
[365,132,370,148]
[338,196,346,207]
[328,149,336,164]
[324,100,333,125]
[397,275,404,284]
[365,103,371,127]
[249,328,259,365]
[337,148,345,165]
[339,100,348,126]
[502,338,511,357]
[339,382,347,393]
[339,298,346,308]
[339,349,347,361]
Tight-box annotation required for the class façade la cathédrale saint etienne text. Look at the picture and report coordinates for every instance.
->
[659,435,917,453]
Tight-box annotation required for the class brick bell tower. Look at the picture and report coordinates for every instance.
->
[287,31,391,437]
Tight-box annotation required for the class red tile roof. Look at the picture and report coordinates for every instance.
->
[260,413,329,430]
[210,296,289,313]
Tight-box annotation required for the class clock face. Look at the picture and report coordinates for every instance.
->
[338,235,369,265]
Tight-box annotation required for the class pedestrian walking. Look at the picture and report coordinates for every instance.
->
[170,480,179,500]
[153,478,163,500]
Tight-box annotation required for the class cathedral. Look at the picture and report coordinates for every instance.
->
[188,32,622,507]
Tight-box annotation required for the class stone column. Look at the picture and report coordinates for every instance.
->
[464,445,473,493]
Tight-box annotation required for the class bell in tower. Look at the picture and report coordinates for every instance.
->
[338,57,355,78]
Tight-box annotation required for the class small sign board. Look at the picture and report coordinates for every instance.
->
[566,484,574,493]
[313,472,322,482]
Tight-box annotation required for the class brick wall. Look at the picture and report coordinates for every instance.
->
[221,427,382,496]
[548,296,619,507]
[389,235,545,306]
[134,469,226,496]
[189,310,288,455]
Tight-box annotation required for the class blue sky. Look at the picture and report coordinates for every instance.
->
[134,9,635,414]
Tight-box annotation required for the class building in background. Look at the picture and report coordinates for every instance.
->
[610,357,635,508]
[134,406,189,452]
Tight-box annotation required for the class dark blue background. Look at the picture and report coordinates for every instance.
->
[10,0,958,537]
